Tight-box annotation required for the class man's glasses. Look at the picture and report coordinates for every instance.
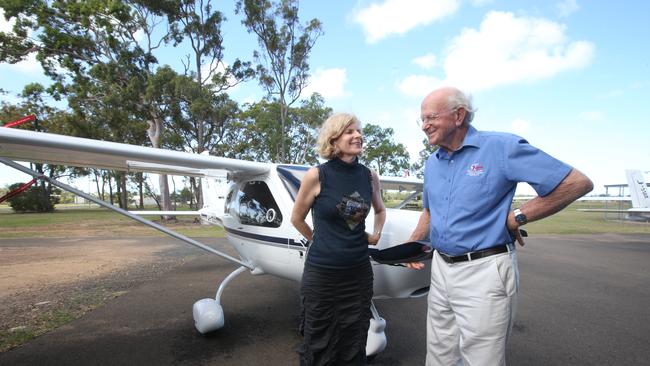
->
[416,108,458,128]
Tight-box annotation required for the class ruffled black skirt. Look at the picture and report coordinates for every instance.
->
[299,260,374,366]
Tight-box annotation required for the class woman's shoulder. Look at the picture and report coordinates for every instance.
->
[302,166,321,184]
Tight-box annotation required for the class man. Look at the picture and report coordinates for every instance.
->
[408,86,593,366]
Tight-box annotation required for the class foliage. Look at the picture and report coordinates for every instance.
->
[411,138,439,178]
[361,124,410,176]
[236,0,323,162]
[0,88,84,198]
[6,183,61,213]
[229,94,330,164]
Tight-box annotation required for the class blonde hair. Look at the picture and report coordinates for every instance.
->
[316,113,362,160]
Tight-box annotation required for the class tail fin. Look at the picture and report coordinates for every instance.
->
[625,170,650,208]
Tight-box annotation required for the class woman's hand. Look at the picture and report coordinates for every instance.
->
[405,262,425,270]
[366,232,381,246]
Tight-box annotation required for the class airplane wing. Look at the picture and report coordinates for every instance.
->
[379,175,422,192]
[129,211,200,215]
[0,128,271,178]
[576,196,631,202]
[578,208,650,213]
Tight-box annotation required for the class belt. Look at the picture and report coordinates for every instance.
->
[437,244,511,264]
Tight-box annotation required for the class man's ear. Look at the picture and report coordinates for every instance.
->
[455,108,466,127]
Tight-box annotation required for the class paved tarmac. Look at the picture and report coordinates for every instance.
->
[1,234,649,365]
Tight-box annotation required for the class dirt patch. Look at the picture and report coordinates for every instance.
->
[0,237,198,352]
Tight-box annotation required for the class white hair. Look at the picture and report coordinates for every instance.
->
[447,89,476,124]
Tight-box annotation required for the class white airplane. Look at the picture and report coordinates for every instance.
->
[577,169,650,221]
[0,127,431,356]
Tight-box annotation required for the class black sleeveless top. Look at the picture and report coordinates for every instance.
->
[307,157,373,269]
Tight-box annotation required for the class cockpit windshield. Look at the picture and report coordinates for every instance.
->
[277,165,310,201]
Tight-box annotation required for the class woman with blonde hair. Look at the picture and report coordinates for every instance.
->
[291,112,386,365]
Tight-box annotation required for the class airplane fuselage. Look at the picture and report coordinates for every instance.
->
[218,165,432,299]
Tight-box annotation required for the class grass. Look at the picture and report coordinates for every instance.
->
[0,207,224,239]
[1,201,649,238]
[0,287,126,352]
[385,200,650,235]
[525,207,650,235]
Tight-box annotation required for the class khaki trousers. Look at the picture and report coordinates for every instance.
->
[426,248,519,366]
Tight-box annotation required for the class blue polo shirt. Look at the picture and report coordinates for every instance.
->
[423,126,571,256]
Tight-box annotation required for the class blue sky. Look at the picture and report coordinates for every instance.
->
[1,0,649,195]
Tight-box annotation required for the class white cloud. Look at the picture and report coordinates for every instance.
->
[353,0,460,43]
[412,53,437,70]
[303,68,349,99]
[397,74,444,98]
[0,10,46,76]
[510,118,531,135]
[397,11,595,95]
[557,0,579,18]
[579,111,604,121]
[471,0,494,6]
[132,29,146,42]
[0,9,15,32]
[0,52,43,74]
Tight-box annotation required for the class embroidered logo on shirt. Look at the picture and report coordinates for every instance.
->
[336,191,370,230]
[467,163,485,176]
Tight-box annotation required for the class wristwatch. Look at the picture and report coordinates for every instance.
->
[513,208,528,225]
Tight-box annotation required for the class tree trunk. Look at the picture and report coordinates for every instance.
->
[115,175,122,208]
[189,177,196,210]
[279,102,288,162]
[101,173,106,201]
[147,111,174,220]
[159,174,172,217]
[120,174,128,209]
[94,170,102,201]
[108,174,114,205]
[138,173,144,209]
[171,176,177,210]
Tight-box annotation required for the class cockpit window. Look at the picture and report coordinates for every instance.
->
[277,165,310,201]
[233,181,282,227]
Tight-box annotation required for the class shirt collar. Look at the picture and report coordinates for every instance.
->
[435,125,481,160]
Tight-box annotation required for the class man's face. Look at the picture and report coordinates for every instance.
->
[420,98,460,149]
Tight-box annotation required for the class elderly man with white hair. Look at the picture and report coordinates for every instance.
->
[408,86,593,365]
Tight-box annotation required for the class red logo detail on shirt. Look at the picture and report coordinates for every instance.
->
[467,163,485,176]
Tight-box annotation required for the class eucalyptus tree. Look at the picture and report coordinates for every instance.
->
[141,0,255,206]
[361,124,411,176]
[230,93,330,164]
[287,93,330,165]
[236,0,323,162]
[411,138,439,178]
[0,85,79,205]
[0,0,176,211]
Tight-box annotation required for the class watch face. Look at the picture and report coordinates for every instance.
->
[515,214,527,224]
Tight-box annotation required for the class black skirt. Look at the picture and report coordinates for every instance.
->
[299,260,374,366]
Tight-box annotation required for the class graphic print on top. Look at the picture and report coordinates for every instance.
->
[336,191,370,230]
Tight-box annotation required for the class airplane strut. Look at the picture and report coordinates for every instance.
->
[0,157,253,270]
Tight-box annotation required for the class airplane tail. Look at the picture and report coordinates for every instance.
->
[625,169,650,208]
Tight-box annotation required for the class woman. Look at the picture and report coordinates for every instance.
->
[291,113,386,365]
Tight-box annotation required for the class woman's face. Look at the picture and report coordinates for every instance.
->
[333,121,363,157]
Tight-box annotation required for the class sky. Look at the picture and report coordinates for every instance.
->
[1,0,649,195]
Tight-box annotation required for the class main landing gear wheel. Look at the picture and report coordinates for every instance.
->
[365,301,387,357]
[192,266,247,333]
